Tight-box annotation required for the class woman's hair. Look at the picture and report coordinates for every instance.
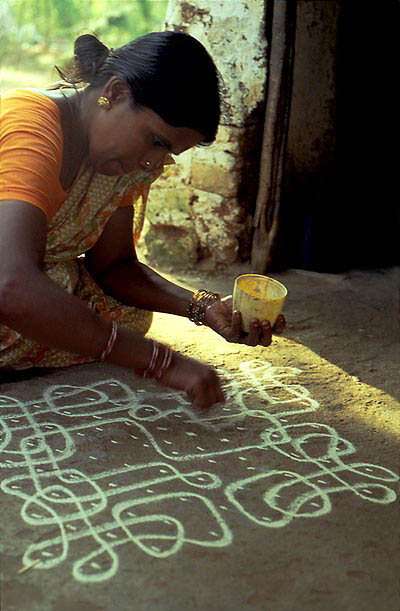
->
[57,31,221,144]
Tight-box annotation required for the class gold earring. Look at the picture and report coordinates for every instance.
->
[97,96,111,110]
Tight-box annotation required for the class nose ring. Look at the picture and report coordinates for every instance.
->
[145,161,151,167]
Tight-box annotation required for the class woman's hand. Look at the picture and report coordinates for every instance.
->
[205,295,286,347]
[158,352,225,409]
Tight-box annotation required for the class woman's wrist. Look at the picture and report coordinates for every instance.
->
[102,324,173,380]
[102,324,152,372]
[187,290,220,326]
[143,340,173,379]
[98,320,118,361]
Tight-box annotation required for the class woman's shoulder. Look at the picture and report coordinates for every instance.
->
[1,87,59,106]
[1,88,61,124]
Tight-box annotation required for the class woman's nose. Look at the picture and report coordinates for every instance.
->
[140,159,152,171]
[140,151,167,172]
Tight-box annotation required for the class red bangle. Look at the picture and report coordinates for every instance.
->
[99,321,118,362]
[143,341,159,377]
[155,345,172,380]
[143,340,172,379]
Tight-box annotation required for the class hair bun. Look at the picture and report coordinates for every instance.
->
[72,33,109,83]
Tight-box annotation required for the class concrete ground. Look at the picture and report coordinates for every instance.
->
[1,265,399,611]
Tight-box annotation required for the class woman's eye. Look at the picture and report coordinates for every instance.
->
[153,137,166,148]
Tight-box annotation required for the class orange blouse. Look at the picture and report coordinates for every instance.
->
[0,89,132,220]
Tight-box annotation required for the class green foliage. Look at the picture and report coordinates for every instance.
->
[1,0,169,68]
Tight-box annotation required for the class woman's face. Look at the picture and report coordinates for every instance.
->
[86,79,203,176]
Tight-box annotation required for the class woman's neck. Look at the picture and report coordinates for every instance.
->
[43,87,90,190]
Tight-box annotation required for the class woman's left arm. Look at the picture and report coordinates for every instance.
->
[85,207,194,316]
[85,207,285,346]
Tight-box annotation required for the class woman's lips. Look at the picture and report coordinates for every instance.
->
[96,159,125,176]
[119,160,141,175]
[118,160,127,174]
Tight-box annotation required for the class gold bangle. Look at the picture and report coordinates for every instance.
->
[187,290,220,326]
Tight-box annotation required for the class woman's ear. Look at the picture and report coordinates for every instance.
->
[102,76,131,104]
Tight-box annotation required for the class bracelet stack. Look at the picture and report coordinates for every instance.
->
[99,321,118,362]
[187,290,220,326]
[143,340,173,380]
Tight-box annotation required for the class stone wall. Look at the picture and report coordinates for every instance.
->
[144,0,267,270]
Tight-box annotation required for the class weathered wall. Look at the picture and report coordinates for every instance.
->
[144,0,267,270]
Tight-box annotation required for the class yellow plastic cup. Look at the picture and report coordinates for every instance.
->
[232,274,288,333]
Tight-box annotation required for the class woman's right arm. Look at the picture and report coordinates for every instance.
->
[0,200,224,408]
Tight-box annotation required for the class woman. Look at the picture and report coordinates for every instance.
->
[0,31,285,408]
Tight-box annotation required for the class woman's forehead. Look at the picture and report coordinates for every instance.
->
[140,107,203,154]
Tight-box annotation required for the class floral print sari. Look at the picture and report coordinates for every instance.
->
[0,163,162,369]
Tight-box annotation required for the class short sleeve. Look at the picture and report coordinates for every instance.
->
[0,90,66,219]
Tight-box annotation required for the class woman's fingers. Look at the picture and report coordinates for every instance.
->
[159,352,225,409]
[191,393,225,409]
[273,314,286,334]
[230,310,242,340]
[240,315,285,346]
[242,318,261,346]
[206,298,286,347]
[190,367,225,409]
[237,318,272,347]
[260,320,273,346]
[190,377,225,410]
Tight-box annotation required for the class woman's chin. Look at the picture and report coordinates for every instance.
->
[95,159,126,176]
[100,168,125,176]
